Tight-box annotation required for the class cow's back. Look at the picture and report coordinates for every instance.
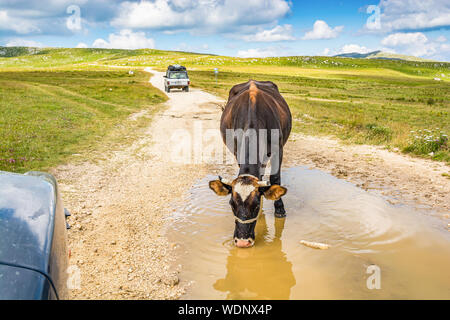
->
[220,80,292,146]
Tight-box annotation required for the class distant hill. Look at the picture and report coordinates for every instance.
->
[0,46,448,77]
[334,50,435,62]
[0,46,43,57]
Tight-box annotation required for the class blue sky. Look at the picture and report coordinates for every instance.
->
[1,0,449,61]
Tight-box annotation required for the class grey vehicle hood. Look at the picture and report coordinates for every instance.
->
[0,171,57,275]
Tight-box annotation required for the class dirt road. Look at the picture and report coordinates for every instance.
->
[55,69,449,299]
[56,68,228,299]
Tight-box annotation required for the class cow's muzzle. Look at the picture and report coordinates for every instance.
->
[234,238,255,248]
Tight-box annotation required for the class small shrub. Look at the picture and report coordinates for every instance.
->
[404,129,448,155]
[433,151,450,162]
[365,123,392,142]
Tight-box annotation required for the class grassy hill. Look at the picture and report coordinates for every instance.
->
[1,46,448,77]
[334,50,436,62]
[0,46,449,171]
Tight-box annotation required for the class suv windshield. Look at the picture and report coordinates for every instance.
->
[168,72,188,79]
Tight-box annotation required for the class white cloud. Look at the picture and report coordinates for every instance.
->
[5,39,44,47]
[302,20,344,40]
[381,32,427,47]
[241,24,295,42]
[378,0,450,32]
[441,43,450,51]
[111,0,291,34]
[0,10,40,34]
[338,44,372,54]
[237,47,281,58]
[76,42,88,48]
[172,42,211,53]
[0,1,123,36]
[436,35,447,42]
[322,48,331,56]
[92,29,155,50]
[381,32,438,57]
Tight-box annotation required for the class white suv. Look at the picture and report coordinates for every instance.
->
[164,65,190,92]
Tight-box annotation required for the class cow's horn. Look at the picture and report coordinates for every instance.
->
[257,180,270,187]
[219,176,232,186]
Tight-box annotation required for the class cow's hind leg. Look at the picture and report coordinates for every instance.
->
[270,149,286,218]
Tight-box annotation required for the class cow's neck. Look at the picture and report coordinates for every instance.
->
[238,164,262,180]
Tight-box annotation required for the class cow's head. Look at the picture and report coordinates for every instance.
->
[209,175,287,248]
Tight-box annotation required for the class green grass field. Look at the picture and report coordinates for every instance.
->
[0,68,166,172]
[188,69,449,161]
[0,46,449,172]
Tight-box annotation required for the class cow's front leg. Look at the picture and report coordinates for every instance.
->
[275,199,286,217]
[270,152,286,218]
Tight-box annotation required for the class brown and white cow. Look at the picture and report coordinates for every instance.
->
[209,80,292,248]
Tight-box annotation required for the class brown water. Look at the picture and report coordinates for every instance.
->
[168,167,450,299]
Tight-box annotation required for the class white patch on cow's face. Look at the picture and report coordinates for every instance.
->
[233,182,256,201]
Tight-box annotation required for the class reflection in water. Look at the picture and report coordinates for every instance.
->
[214,216,295,299]
[169,167,450,300]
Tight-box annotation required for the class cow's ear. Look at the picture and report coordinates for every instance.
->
[262,185,287,200]
[209,180,231,196]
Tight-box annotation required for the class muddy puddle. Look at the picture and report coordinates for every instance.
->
[168,167,450,299]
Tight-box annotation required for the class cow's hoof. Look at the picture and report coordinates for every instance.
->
[274,207,286,218]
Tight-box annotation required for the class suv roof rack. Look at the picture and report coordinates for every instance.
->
[167,64,186,72]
